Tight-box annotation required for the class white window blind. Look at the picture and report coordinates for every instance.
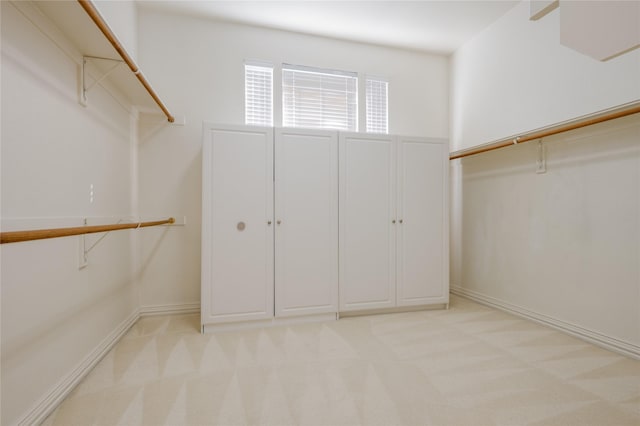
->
[366,77,388,134]
[282,64,358,131]
[245,63,273,126]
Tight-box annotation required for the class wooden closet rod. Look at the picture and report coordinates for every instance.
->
[77,0,175,123]
[0,218,175,244]
[449,103,640,160]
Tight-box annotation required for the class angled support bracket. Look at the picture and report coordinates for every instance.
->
[78,218,124,269]
[80,55,124,106]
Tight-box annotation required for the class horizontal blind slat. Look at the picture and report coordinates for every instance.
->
[245,64,273,126]
[282,66,357,131]
[366,78,388,134]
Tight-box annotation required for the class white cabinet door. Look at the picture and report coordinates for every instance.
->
[396,137,449,306]
[339,133,396,311]
[202,124,274,324]
[275,129,338,317]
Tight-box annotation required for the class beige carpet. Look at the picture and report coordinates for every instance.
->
[43,295,640,425]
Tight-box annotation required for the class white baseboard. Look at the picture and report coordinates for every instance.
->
[202,312,336,334]
[139,302,200,317]
[450,285,640,360]
[17,303,201,425]
[338,303,448,318]
[18,310,140,426]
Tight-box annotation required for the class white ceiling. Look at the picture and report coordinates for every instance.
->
[137,0,520,54]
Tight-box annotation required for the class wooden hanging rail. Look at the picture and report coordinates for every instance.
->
[77,0,175,123]
[450,103,640,160]
[1,218,175,244]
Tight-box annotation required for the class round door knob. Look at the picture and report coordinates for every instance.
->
[237,221,246,231]
[267,220,272,225]
[399,219,403,224]
[392,219,396,224]
[277,220,282,225]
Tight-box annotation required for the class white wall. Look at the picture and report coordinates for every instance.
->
[1,2,138,424]
[450,0,640,151]
[450,0,640,356]
[451,116,640,354]
[94,0,138,62]
[135,8,450,310]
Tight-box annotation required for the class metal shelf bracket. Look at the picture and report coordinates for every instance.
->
[79,217,123,269]
[80,55,124,106]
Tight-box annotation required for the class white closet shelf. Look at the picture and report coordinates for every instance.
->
[33,0,175,122]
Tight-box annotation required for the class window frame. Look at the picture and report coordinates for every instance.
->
[365,75,389,134]
[243,60,390,133]
[244,60,274,127]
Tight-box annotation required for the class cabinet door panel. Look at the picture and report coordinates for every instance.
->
[202,125,274,323]
[397,137,448,306]
[339,133,396,311]
[275,129,338,316]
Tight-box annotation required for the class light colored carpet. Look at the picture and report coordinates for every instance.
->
[43,295,640,425]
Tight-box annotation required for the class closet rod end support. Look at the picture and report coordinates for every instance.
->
[168,115,186,126]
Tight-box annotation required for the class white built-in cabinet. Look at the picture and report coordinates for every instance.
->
[201,124,338,330]
[275,129,339,317]
[396,135,449,306]
[202,124,448,331]
[201,125,275,325]
[339,133,449,311]
[339,133,397,310]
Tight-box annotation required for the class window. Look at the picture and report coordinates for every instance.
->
[366,77,388,134]
[244,61,388,132]
[245,62,273,126]
[282,64,357,131]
